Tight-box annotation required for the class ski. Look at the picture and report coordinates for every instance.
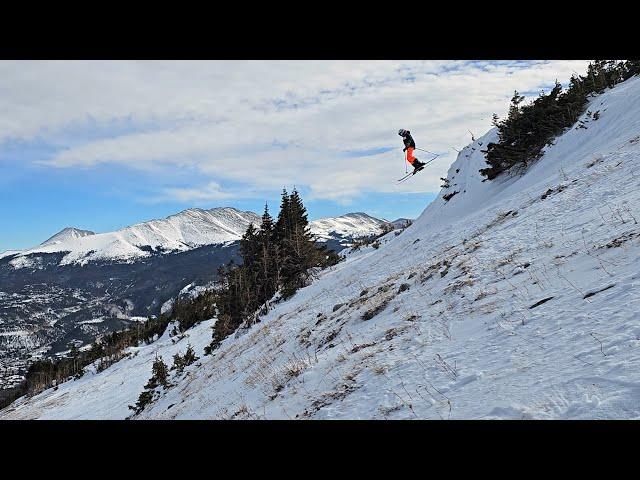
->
[397,171,415,182]
[397,166,424,183]
[396,154,439,183]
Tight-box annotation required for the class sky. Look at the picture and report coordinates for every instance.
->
[0,60,591,251]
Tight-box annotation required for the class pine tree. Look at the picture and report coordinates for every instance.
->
[275,188,291,241]
[208,189,340,350]
[146,354,168,389]
[172,344,199,374]
[481,60,638,180]
[129,354,169,415]
[507,90,525,121]
[277,188,323,298]
[289,188,309,228]
[69,343,80,377]
[182,344,198,366]
[623,60,640,79]
[129,390,154,415]
[240,223,259,274]
[256,202,278,304]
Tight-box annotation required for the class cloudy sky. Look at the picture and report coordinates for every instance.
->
[0,60,590,251]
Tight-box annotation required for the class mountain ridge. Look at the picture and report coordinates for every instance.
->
[4,208,395,267]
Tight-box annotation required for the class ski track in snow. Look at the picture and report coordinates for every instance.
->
[3,77,640,420]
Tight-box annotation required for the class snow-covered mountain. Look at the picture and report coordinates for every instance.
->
[0,250,22,260]
[309,212,391,244]
[0,207,260,388]
[40,227,95,247]
[4,208,391,267]
[390,218,412,229]
[7,207,261,266]
[5,75,640,420]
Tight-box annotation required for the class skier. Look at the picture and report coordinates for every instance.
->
[398,129,425,173]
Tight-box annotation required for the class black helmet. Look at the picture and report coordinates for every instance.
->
[398,128,407,136]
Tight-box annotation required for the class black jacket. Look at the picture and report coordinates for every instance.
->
[402,131,416,151]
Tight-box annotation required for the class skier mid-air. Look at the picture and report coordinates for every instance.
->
[398,129,426,173]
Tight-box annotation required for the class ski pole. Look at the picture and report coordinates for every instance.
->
[415,147,438,155]
[422,153,441,166]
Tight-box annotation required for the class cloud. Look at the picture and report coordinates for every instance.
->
[1,60,591,202]
[158,181,235,203]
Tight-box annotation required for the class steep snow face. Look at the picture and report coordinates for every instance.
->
[40,227,95,247]
[10,207,261,266]
[309,212,390,242]
[413,75,640,232]
[4,76,640,420]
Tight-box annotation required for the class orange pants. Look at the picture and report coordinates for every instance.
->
[406,147,417,165]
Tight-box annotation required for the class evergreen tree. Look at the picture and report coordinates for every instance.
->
[240,223,259,274]
[69,343,80,377]
[289,188,309,228]
[481,60,638,180]
[208,189,341,351]
[256,203,278,304]
[182,344,198,366]
[129,390,154,416]
[129,353,169,416]
[274,188,291,241]
[172,344,199,374]
[623,60,640,79]
[280,188,320,298]
[146,354,168,389]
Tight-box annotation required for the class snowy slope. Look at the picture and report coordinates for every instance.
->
[309,213,390,242]
[8,208,261,266]
[3,76,640,420]
[0,320,216,419]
